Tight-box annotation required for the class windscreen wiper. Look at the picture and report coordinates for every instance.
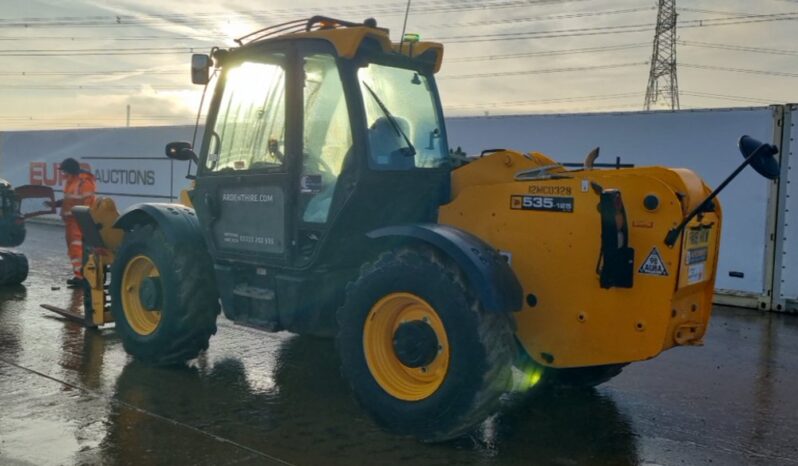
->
[362,82,417,157]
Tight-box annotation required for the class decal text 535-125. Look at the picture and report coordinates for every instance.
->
[510,195,574,213]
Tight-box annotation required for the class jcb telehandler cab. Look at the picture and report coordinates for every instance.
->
[72,17,779,441]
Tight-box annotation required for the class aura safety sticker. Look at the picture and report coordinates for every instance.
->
[639,247,669,276]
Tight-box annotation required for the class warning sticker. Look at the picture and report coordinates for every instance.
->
[639,247,669,276]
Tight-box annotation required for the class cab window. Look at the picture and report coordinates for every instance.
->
[358,64,447,170]
[300,54,353,223]
[207,58,286,172]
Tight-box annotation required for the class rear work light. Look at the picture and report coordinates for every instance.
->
[597,189,634,289]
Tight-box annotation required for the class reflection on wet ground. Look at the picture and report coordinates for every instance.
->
[2,223,798,465]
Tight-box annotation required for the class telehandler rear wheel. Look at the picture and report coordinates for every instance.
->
[337,246,514,442]
[546,364,626,388]
[110,223,220,365]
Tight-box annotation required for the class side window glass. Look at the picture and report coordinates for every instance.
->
[207,59,286,172]
[300,54,353,224]
[358,64,447,170]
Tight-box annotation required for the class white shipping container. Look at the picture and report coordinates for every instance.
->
[772,105,798,311]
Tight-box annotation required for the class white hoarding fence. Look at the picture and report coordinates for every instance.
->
[0,126,198,216]
[1,106,797,312]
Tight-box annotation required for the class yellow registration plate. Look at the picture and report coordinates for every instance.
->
[683,225,713,285]
[687,225,712,247]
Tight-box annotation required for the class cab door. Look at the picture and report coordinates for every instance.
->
[192,48,300,265]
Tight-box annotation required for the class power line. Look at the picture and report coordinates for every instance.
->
[436,12,798,44]
[1,11,796,56]
[0,47,199,57]
[447,43,649,63]
[435,23,654,43]
[681,63,798,78]
[679,91,779,105]
[680,11,798,27]
[0,70,183,76]
[447,102,647,116]
[444,92,642,109]
[0,62,649,89]
[0,0,595,28]
[0,116,195,121]
[678,7,762,16]
[678,40,798,56]
[438,62,648,80]
[0,84,189,91]
[0,6,648,45]
[429,7,654,29]
[0,44,648,76]
[0,35,217,42]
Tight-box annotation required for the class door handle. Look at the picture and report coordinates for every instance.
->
[204,193,219,219]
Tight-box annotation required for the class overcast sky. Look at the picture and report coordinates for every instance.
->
[1,0,796,130]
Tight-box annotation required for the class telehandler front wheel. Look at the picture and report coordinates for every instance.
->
[337,247,515,442]
[110,223,220,366]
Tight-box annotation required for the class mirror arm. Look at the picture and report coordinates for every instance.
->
[183,149,199,164]
[664,144,768,247]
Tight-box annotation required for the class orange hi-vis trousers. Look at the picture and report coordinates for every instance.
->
[65,216,83,278]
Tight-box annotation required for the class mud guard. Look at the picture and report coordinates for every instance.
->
[367,224,523,313]
[113,203,203,244]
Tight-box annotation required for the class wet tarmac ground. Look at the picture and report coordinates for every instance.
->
[1,223,798,466]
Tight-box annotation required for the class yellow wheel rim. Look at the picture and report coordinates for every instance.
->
[121,255,162,336]
[363,292,450,401]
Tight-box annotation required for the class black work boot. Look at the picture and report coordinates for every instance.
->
[66,277,83,288]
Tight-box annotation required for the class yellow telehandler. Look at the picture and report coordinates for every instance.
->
[47,17,779,441]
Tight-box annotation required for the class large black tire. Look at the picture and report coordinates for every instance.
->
[545,364,626,388]
[0,248,28,285]
[110,223,220,365]
[337,246,515,442]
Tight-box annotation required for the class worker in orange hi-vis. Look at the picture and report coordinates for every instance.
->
[49,158,97,287]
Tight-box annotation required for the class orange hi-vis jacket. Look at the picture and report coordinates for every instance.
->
[62,171,96,218]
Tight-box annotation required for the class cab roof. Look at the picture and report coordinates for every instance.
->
[233,16,444,73]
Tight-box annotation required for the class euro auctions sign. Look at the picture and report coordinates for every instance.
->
[0,125,199,215]
[29,161,156,190]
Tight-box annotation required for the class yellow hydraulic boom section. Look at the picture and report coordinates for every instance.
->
[81,198,123,326]
[440,150,720,368]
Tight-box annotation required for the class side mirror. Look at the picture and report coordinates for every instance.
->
[166,141,198,163]
[191,54,211,85]
[739,135,780,180]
